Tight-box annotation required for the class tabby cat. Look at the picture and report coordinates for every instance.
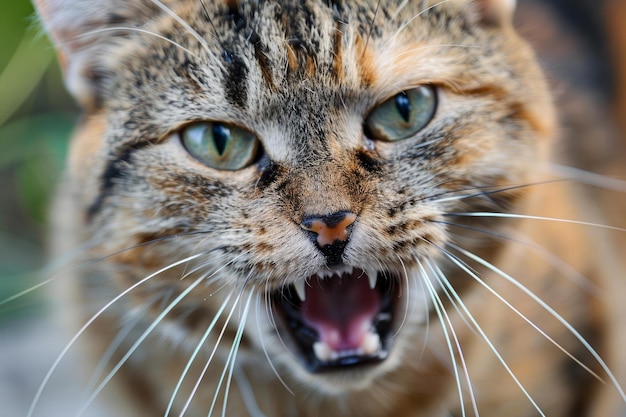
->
[29,0,626,416]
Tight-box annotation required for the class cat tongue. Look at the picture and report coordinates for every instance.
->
[301,273,380,352]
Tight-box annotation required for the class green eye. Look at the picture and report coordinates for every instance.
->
[181,122,260,170]
[365,85,437,141]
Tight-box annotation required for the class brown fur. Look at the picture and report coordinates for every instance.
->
[33,0,626,416]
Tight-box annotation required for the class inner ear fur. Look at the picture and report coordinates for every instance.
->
[33,0,160,110]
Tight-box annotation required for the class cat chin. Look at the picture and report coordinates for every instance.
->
[286,352,405,394]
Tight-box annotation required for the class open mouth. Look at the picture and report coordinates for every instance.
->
[272,267,399,372]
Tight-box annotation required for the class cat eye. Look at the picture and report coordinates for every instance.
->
[181,122,260,170]
[365,85,437,142]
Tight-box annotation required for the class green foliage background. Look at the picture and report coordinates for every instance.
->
[0,0,78,322]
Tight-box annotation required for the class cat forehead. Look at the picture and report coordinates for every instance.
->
[107,0,481,105]
[198,0,475,79]
[36,0,518,110]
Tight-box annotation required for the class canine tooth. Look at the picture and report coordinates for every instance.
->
[313,341,333,362]
[368,273,377,289]
[294,280,306,302]
[362,332,381,355]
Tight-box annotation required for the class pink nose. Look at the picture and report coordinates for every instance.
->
[300,211,357,248]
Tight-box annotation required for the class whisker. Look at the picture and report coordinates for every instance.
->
[453,244,626,404]
[76,27,199,58]
[425,179,566,206]
[390,0,410,21]
[430,220,600,294]
[218,292,254,417]
[549,164,626,193]
[0,234,111,308]
[420,244,547,416]
[199,0,225,45]
[444,212,626,233]
[77,270,214,417]
[417,260,470,417]
[443,243,604,381]
[361,0,381,59]
[390,255,412,340]
[424,259,481,417]
[263,282,293,361]
[178,278,249,416]
[255,293,294,396]
[1,229,226,308]
[85,301,154,393]
[147,0,220,66]
[26,251,210,417]
[164,290,236,417]
[392,0,451,41]
[233,366,268,417]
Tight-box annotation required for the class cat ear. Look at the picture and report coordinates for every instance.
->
[473,0,517,27]
[33,0,157,109]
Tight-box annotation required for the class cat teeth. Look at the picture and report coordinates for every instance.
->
[313,341,334,362]
[362,332,381,356]
[294,280,307,302]
[312,331,382,362]
[368,273,378,289]
[318,265,355,279]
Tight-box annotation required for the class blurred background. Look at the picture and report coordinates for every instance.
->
[0,0,76,324]
[0,3,96,414]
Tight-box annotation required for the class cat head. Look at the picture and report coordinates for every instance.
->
[37,0,554,399]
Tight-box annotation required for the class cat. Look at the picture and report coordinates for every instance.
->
[26,0,626,416]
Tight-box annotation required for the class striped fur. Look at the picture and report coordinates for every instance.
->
[33,0,626,416]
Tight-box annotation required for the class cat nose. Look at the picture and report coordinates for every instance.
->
[300,211,357,265]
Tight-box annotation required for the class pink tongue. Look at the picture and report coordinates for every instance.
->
[301,273,380,351]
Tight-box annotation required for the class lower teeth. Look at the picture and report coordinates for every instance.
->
[312,331,382,362]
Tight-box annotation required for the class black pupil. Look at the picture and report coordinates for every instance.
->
[395,93,411,122]
[212,124,230,156]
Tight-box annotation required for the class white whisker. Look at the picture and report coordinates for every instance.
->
[454,245,626,404]
[390,0,410,21]
[220,292,254,417]
[77,271,211,417]
[255,293,294,396]
[206,291,253,417]
[177,283,249,415]
[420,245,546,415]
[445,243,604,381]
[436,220,600,294]
[418,260,470,417]
[390,255,412,340]
[164,290,235,417]
[549,164,626,193]
[76,27,199,58]
[86,301,153,393]
[445,212,626,233]
[234,366,267,417]
[26,251,209,417]
[147,0,220,66]
[426,259,481,416]
[392,0,451,41]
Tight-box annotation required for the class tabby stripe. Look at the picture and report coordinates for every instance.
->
[86,143,151,221]
[250,30,275,90]
[222,50,249,108]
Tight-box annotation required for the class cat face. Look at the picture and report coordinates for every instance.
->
[37,0,559,412]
